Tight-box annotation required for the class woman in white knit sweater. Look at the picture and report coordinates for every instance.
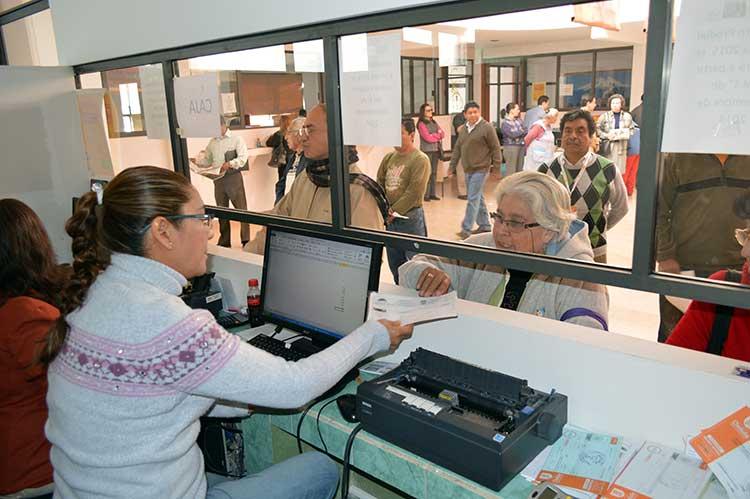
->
[41,166,413,499]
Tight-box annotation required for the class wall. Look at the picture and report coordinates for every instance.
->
[206,247,750,450]
[0,67,89,262]
[50,0,446,66]
[1,8,59,66]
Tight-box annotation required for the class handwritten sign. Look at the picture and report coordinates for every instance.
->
[173,73,221,138]
[662,0,750,154]
[138,65,170,140]
[340,33,401,147]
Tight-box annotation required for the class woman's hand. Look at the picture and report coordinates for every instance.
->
[416,268,451,297]
[378,320,414,351]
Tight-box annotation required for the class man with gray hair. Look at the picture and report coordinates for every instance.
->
[399,171,609,330]
[193,115,249,246]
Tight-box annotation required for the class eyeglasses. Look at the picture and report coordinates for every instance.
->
[138,213,215,234]
[735,227,750,246]
[490,212,540,233]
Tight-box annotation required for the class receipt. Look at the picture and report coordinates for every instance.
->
[366,291,458,325]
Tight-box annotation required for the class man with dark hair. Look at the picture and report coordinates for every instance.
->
[523,95,550,129]
[450,101,503,239]
[580,95,597,113]
[376,119,431,283]
[655,153,750,341]
[192,115,249,247]
[539,109,628,263]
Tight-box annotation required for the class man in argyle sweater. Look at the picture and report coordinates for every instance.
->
[538,110,628,263]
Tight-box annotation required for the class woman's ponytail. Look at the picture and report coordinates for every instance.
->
[42,191,110,364]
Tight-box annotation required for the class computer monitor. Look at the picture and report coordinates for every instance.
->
[260,225,382,346]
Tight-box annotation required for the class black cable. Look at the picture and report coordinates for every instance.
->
[315,398,340,454]
[269,325,284,338]
[296,401,319,454]
[341,424,363,499]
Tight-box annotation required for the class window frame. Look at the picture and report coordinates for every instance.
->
[0,0,49,65]
[99,69,148,138]
[68,0,750,310]
[401,55,440,117]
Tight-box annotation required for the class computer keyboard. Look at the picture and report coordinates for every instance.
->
[247,334,309,362]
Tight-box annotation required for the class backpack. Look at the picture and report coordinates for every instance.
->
[706,270,743,355]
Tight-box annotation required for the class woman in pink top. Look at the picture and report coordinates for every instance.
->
[417,103,445,201]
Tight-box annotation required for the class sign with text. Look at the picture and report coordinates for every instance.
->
[341,33,401,147]
[662,0,750,154]
[173,73,221,138]
[138,65,170,140]
[76,89,114,179]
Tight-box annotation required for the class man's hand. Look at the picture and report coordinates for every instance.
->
[657,258,681,274]
[220,162,231,173]
[415,268,451,297]
[378,320,414,351]
[386,210,395,225]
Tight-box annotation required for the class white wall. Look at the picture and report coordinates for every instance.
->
[1,9,59,66]
[206,247,750,450]
[0,67,89,262]
[50,0,446,66]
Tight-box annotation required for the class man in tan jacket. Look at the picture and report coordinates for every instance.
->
[245,104,385,254]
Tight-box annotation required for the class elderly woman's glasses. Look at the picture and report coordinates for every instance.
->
[735,227,750,246]
[490,212,540,233]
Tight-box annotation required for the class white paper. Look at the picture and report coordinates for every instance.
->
[220,92,237,114]
[560,83,575,97]
[662,0,750,154]
[340,33,368,73]
[367,291,458,325]
[293,39,325,72]
[173,73,221,138]
[359,360,398,376]
[75,89,114,179]
[138,65,170,140]
[341,33,402,147]
[604,442,712,499]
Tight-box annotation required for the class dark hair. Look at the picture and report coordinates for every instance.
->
[401,118,416,134]
[580,95,596,107]
[505,102,519,114]
[41,166,194,364]
[0,199,68,309]
[560,109,596,137]
[298,108,307,117]
[734,190,750,219]
[537,95,550,106]
[417,103,434,124]
[463,101,480,112]
[608,93,626,108]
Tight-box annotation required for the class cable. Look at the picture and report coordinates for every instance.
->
[269,325,284,338]
[341,424,363,499]
[315,398,340,454]
[296,401,319,454]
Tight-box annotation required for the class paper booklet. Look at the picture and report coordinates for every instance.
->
[366,291,458,326]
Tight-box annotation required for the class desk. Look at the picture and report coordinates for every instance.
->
[241,376,535,499]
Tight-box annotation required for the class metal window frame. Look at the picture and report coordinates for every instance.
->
[0,0,49,66]
[68,0,750,309]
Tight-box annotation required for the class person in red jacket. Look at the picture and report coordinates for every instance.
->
[0,199,68,497]
[667,190,750,361]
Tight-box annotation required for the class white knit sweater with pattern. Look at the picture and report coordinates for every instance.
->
[45,253,389,499]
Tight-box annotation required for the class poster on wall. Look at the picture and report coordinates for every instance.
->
[75,89,114,179]
[662,0,750,154]
[173,73,221,138]
[138,65,170,140]
[340,32,402,147]
[532,82,547,102]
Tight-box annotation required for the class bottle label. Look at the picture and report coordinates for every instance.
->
[247,297,261,307]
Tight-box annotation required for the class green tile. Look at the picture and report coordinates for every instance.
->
[242,414,273,473]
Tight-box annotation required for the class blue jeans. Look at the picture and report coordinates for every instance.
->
[386,207,427,284]
[461,171,491,233]
[206,452,338,499]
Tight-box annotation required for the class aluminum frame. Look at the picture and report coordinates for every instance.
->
[68,0,750,309]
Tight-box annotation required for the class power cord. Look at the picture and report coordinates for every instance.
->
[315,398,340,454]
[296,401,320,454]
[269,325,284,338]
[341,424,363,499]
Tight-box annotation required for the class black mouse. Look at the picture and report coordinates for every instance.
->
[336,394,359,423]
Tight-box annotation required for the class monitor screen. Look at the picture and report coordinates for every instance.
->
[261,226,382,340]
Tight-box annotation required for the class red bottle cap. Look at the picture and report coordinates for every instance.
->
[248,278,259,286]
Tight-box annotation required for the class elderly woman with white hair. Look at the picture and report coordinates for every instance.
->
[399,171,609,330]
[523,108,560,172]
[274,116,308,204]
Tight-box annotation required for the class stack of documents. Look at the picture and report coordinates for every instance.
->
[690,406,750,499]
[533,426,623,498]
[603,442,712,499]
